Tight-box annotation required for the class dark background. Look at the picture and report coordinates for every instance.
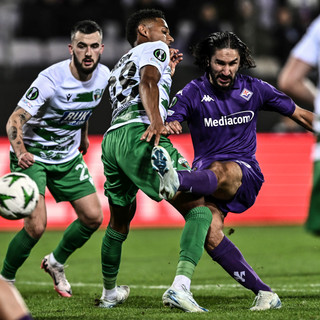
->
[0,0,318,136]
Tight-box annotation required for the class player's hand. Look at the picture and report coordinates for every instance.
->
[140,122,169,146]
[79,136,89,155]
[17,152,35,169]
[169,48,183,77]
[165,120,182,134]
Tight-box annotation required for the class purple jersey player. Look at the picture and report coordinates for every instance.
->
[165,31,314,310]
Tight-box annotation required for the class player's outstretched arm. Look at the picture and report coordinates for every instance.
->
[6,106,34,169]
[139,65,168,146]
[278,56,316,107]
[290,105,315,132]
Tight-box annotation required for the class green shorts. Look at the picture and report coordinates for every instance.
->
[10,152,96,202]
[101,123,190,207]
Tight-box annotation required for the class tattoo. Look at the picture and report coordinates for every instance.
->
[19,112,27,124]
[8,126,17,140]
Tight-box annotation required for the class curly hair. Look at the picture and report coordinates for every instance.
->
[70,20,103,41]
[126,9,166,47]
[191,31,256,71]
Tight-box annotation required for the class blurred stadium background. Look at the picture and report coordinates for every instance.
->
[0,0,319,230]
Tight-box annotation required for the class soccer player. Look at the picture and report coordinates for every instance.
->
[0,20,110,297]
[99,9,213,312]
[0,279,34,320]
[165,31,314,310]
[278,15,320,236]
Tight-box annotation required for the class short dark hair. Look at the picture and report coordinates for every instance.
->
[126,9,166,47]
[71,20,103,41]
[192,31,256,71]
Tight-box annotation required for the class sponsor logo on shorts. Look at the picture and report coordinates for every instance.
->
[204,111,254,127]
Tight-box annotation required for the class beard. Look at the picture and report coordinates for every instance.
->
[73,53,101,75]
[208,69,235,92]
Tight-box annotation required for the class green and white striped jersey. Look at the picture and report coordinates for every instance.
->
[17,59,110,164]
[107,40,172,132]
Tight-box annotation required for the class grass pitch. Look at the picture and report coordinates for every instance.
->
[0,226,319,320]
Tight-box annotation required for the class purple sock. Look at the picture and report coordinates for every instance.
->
[207,236,271,295]
[177,169,218,195]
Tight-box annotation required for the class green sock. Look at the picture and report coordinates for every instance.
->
[1,228,38,279]
[53,219,98,264]
[177,206,212,278]
[306,160,320,234]
[101,225,127,289]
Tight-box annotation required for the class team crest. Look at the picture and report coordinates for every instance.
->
[26,87,39,100]
[153,49,166,62]
[240,88,253,101]
[94,89,104,101]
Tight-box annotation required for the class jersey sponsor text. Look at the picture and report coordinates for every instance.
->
[204,111,254,127]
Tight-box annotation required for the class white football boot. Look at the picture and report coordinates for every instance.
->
[41,254,72,298]
[99,285,130,308]
[162,285,208,312]
[151,146,180,200]
[250,290,282,311]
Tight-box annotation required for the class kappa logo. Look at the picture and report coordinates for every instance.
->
[153,49,167,62]
[234,271,246,282]
[26,87,39,100]
[201,95,214,102]
[240,88,253,101]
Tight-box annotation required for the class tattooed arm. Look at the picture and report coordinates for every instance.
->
[6,106,34,169]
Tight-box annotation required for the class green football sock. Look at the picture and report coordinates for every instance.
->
[1,228,38,280]
[306,160,320,235]
[53,219,98,264]
[101,225,127,289]
[177,206,212,278]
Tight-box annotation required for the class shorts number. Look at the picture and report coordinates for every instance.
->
[75,163,89,181]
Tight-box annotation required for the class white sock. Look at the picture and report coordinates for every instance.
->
[49,253,63,268]
[102,287,117,301]
[172,275,191,291]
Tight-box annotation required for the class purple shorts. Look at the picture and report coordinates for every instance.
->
[204,159,264,216]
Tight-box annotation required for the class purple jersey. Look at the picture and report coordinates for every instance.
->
[167,73,296,170]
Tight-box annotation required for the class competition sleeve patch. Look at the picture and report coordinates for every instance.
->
[26,87,39,100]
[153,48,167,62]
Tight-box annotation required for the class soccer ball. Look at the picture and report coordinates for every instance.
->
[0,172,39,220]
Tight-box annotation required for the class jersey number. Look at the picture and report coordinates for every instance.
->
[109,61,139,105]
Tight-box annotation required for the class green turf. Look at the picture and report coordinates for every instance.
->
[0,226,319,320]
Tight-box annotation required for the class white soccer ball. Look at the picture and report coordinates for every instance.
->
[0,172,39,220]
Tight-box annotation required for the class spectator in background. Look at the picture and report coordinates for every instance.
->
[234,0,256,54]
[273,6,304,65]
[188,2,221,47]
[278,15,320,235]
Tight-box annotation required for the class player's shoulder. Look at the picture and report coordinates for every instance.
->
[135,40,170,57]
[236,73,265,88]
[39,59,70,84]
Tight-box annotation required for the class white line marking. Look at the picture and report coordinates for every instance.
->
[16,281,320,292]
